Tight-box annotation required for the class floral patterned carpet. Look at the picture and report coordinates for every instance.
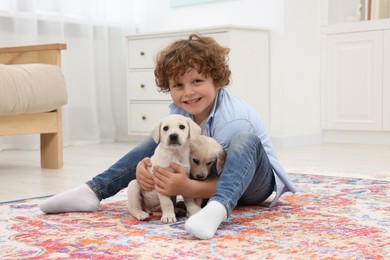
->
[1,174,389,259]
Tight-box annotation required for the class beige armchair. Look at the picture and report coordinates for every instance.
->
[0,44,67,169]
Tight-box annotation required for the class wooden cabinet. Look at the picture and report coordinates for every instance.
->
[320,0,390,143]
[126,26,269,138]
[323,31,383,131]
[322,25,390,134]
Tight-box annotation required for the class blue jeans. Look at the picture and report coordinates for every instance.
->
[86,136,157,201]
[210,132,275,217]
[87,132,274,216]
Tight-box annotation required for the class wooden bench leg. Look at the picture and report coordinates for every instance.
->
[41,133,63,169]
[40,108,63,169]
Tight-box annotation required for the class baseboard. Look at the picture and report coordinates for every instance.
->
[117,134,147,144]
[322,130,390,145]
[271,133,323,147]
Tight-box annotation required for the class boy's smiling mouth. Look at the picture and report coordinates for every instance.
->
[184,97,202,104]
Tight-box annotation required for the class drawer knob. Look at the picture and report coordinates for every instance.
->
[140,51,145,56]
[142,116,146,120]
[140,84,145,88]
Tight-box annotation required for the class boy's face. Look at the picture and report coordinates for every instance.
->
[169,69,220,125]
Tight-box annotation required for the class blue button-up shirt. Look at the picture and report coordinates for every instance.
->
[170,88,297,206]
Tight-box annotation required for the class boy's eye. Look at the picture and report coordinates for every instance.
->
[193,79,203,84]
[171,83,183,88]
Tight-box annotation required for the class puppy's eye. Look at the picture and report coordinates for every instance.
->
[192,158,200,165]
[206,161,214,166]
[163,126,169,131]
[179,124,185,130]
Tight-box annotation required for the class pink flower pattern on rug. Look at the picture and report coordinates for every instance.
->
[1,174,389,259]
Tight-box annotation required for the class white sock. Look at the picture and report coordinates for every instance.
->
[185,200,227,239]
[39,184,100,213]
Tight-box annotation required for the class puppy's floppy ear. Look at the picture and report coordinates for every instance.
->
[189,139,199,153]
[151,120,162,143]
[186,118,201,140]
[215,146,226,175]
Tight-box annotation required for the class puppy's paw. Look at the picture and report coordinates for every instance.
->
[133,211,150,221]
[161,214,176,224]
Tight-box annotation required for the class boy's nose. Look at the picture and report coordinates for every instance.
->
[183,85,195,95]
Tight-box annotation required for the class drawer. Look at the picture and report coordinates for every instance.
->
[127,32,228,69]
[128,102,171,133]
[128,36,178,69]
[127,71,172,101]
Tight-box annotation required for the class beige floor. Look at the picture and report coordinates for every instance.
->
[0,142,389,202]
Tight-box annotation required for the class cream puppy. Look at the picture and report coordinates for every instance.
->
[127,114,201,224]
[190,135,226,181]
[190,135,226,207]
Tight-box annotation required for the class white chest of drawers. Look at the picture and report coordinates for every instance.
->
[126,26,269,139]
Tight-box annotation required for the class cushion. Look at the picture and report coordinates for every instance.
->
[0,63,68,116]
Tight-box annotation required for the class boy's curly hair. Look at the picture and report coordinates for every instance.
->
[154,34,231,92]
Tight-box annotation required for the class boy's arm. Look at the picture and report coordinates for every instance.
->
[153,163,217,198]
[136,157,155,191]
[180,177,218,199]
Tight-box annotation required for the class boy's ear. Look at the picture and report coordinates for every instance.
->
[186,118,201,140]
[215,84,224,91]
[151,120,161,143]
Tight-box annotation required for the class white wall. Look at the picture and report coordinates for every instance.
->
[133,0,322,146]
[271,0,322,146]
[134,0,284,32]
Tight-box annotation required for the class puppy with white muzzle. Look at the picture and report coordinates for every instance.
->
[189,135,226,207]
[190,135,226,180]
[127,114,202,223]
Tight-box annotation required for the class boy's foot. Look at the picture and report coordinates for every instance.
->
[184,200,227,239]
[39,184,100,213]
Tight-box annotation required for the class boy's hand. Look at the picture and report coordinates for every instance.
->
[153,162,190,196]
[136,158,154,191]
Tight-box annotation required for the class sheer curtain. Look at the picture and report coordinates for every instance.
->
[0,0,136,151]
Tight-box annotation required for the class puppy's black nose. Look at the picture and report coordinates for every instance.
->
[169,133,179,144]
